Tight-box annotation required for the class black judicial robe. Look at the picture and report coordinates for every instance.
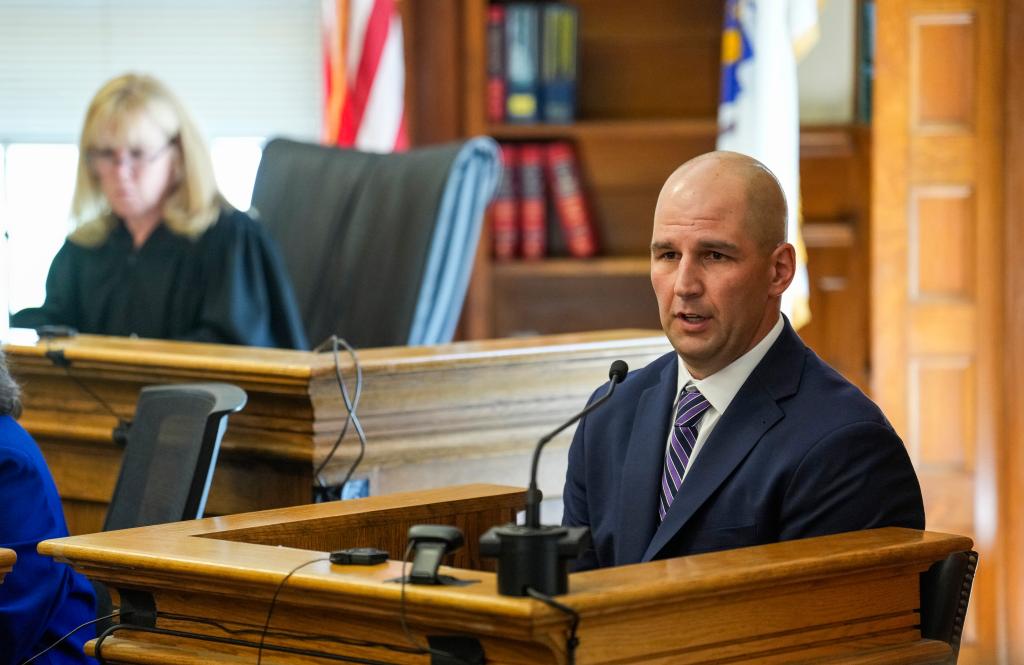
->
[11,208,309,350]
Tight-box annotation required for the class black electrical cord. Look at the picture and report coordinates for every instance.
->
[44,345,130,442]
[155,611,422,656]
[526,587,580,665]
[312,335,366,493]
[93,621,398,665]
[255,556,330,664]
[21,610,121,664]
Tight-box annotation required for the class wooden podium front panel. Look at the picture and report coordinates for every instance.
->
[3,330,669,534]
[39,486,970,665]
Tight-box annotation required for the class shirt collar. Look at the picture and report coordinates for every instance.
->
[675,314,785,415]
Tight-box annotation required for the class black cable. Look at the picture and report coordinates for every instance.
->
[332,337,366,491]
[21,610,121,664]
[44,345,130,440]
[526,587,580,665]
[255,556,329,665]
[93,621,399,664]
[155,611,423,655]
[312,335,366,494]
[312,336,353,488]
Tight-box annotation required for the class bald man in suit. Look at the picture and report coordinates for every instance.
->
[562,151,924,571]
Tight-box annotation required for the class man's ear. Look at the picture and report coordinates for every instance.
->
[768,242,796,297]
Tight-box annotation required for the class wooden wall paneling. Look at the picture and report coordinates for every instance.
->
[492,262,659,337]
[401,0,463,146]
[459,0,492,340]
[873,1,1005,662]
[574,0,722,119]
[1002,0,1024,661]
[797,127,872,391]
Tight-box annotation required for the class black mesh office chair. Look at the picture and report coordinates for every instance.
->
[102,382,247,531]
[920,549,979,663]
[94,383,247,624]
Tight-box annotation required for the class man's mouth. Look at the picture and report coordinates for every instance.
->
[677,313,709,323]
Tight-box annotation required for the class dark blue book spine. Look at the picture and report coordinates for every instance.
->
[541,4,578,123]
[505,4,541,124]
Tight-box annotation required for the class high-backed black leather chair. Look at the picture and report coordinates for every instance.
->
[103,383,247,531]
[250,137,501,349]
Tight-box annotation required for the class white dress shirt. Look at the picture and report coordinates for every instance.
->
[666,314,785,486]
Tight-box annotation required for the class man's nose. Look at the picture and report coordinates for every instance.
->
[674,257,702,297]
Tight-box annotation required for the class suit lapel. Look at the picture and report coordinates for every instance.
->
[614,358,677,565]
[641,320,806,562]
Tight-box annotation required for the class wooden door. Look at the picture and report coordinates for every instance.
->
[873,1,1007,662]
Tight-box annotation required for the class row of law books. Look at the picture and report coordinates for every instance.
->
[487,2,579,124]
[491,141,599,260]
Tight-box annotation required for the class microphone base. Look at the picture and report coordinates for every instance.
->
[479,524,591,596]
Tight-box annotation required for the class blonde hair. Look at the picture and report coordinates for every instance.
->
[69,73,226,247]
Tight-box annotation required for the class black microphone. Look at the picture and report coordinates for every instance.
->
[525,359,628,528]
[480,360,629,597]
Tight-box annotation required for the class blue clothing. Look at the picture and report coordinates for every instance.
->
[0,415,96,665]
[563,318,925,571]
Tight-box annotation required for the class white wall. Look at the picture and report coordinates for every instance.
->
[798,0,857,124]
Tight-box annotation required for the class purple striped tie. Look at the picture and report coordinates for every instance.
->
[658,387,711,521]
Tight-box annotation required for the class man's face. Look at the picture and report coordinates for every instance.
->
[650,165,791,378]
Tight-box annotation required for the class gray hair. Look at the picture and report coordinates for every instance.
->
[0,349,22,418]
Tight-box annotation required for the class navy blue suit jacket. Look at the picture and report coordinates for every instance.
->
[562,320,925,571]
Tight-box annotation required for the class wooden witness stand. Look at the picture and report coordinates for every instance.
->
[2,329,670,535]
[0,547,14,583]
[39,484,970,665]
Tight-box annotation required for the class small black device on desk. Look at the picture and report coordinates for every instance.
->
[330,547,389,565]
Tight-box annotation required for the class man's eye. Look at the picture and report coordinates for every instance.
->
[656,251,678,261]
[707,251,725,261]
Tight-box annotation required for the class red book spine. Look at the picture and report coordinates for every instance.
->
[486,4,506,124]
[546,141,598,257]
[491,143,519,260]
[519,143,547,259]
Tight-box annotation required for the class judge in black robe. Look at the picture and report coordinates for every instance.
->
[10,73,308,350]
[12,208,308,349]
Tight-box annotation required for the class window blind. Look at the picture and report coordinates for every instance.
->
[0,0,322,142]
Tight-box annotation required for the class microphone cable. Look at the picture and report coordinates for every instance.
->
[43,344,131,445]
[153,610,423,656]
[94,621,400,664]
[526,587,580,665]
[20,610,122,664]
[312,335,367,496]
[255,556,329,665]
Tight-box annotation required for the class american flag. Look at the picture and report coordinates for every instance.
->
[322,0,408,152]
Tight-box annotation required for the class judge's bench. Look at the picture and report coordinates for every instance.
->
[2,328,670,534]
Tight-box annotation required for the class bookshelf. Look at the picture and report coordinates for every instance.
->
[403,0,871,390]
[460,0,724,339]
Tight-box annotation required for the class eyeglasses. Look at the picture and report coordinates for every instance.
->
[86,140,176,173]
